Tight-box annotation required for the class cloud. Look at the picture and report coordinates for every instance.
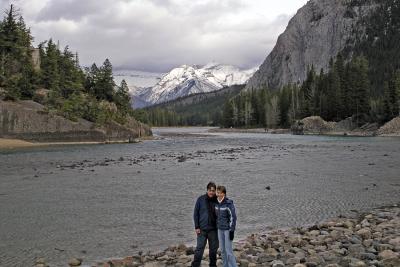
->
[0,0,308,72]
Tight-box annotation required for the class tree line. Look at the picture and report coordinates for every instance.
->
[222,55,400,129]
[0,5,132,125]
[222,0,400,129]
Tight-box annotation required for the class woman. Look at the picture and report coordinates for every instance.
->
[215,185,237,267]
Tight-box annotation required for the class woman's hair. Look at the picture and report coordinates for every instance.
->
[217,185,226,194]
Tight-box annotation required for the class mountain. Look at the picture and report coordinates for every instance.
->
[133,63,256,108]
[245,0,378,91]
[114,70,162,89]
[133,85,244,126]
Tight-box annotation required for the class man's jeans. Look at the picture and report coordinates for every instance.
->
[218,230,237,267]
[191,229,218,267]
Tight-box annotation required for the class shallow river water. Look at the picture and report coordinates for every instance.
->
[0,127,399,266]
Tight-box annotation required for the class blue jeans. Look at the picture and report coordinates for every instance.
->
[218,230,237,267]
[191,229,218,267]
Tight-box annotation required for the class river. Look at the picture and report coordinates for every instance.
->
[0,127,399,266]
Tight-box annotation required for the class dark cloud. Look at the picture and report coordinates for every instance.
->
[0,0,307,72]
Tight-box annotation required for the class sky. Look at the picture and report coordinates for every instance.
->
[0,0,308,72]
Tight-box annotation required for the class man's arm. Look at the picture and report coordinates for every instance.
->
[193,197,200,231]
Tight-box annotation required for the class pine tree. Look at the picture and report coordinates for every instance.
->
[95,58,115,101]
[0,4,36,99]
[114,79,131,114]
[40,39,61,91]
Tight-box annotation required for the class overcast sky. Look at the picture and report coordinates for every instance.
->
[0,0,308,72]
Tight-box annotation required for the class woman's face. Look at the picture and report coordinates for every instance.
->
[217,190,225,199]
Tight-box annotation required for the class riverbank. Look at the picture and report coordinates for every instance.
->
[208,128,291,134]
[0,137,152,150]
[0,100,152,144]
[54,204,400,267]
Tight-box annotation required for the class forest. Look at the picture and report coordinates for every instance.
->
[0,5,132,125]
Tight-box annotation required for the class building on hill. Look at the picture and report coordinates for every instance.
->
[30,47,40,71]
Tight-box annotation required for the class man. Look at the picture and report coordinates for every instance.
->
[192,182,219,267]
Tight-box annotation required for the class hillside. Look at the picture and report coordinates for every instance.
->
[0,5,151,142]
[133,85,243,126]
[222,0,400,129]
[245,0,377,91]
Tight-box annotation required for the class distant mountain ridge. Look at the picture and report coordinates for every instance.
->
[129,63,256,108]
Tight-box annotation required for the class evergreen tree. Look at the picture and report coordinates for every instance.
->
[95,58,115,101]
[0,4,36,99]
[114,79,131,114]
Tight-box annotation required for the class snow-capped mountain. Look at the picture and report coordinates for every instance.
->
[133,63,257,108]
[114,70,163,90]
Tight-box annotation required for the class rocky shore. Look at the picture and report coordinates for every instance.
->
[291,116,400,137]
[36,204,400,267]
[0,100,152,143]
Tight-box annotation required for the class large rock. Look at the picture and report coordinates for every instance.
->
[292,116,336,135]
[245,0,377,91]
[0,100,151,142]
[377,117,400,136]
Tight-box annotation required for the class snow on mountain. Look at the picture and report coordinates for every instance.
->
[134,63,257,108]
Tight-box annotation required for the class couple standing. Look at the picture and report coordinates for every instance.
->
[192,182,237,267]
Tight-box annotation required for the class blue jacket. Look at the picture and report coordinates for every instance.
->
[215,197,237,232]
[193,194,217,231]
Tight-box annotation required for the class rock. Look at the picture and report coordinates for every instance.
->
[348,244,365,258]
[186,246,195,255]
[68,258,82,266]
[382,257,400,267]
[144,262,166,267]
[177,243,187,253]
[388,237,400,247]
[157,255,169,261]
[294,264,307,267]
[305,262,318,267]
[35,258,46,264]
[265,248,279,257]
[357,228,372,239]
[349,261,367,267]
[0,100,152,142]
[239,259,249,267]
[360,252,377,261]
[257,252,276,263]
[271,260,285,267]
[378,250,399,260]
[245,0,376,91]
[286,257,301,265]
[308,230,320,236]
[377,244,394,252]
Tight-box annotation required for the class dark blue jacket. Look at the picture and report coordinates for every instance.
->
[193,194,217,231]
[215,197,237,232]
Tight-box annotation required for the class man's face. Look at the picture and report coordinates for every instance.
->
[207,187,216,198]
[217,190,225,199]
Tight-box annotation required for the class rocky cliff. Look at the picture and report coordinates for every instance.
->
[0,100,152,142]
[246,0,377,91]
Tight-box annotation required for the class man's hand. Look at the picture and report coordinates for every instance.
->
[195,229,201,235]
[229,231,234,241]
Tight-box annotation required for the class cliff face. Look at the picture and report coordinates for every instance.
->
[245,0,377,91]
[0,100,152,142]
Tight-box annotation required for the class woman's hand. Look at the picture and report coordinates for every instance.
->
[229,231,234,241]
